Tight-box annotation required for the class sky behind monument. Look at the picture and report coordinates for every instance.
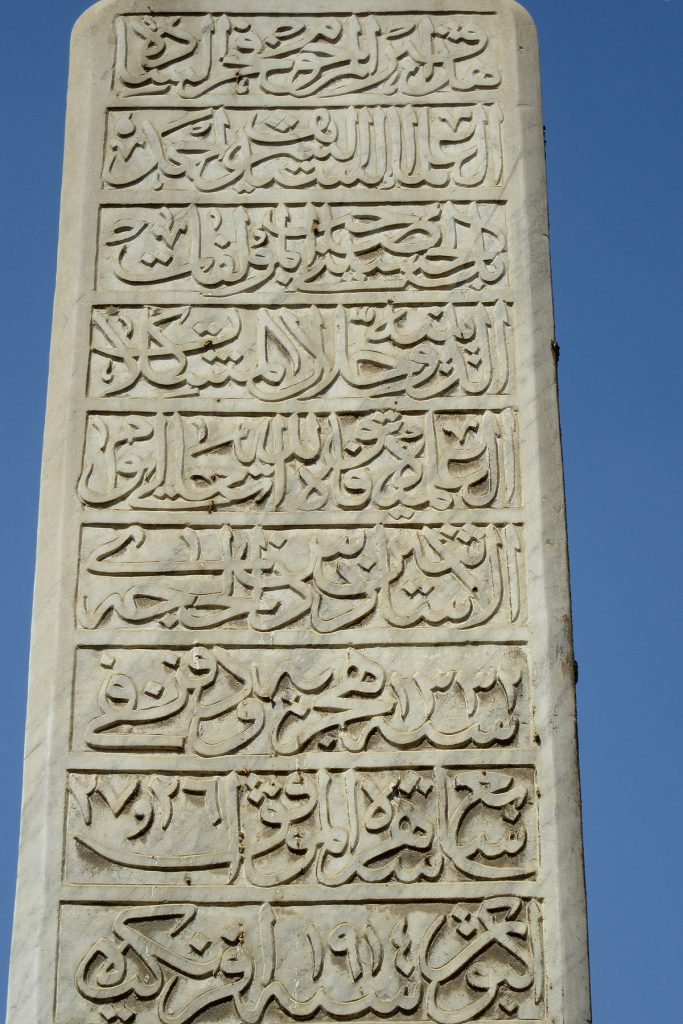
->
[0,1,680,1020]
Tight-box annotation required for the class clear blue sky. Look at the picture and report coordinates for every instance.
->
[1,1,681,1019]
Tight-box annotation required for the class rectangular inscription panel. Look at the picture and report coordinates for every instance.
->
[88,301,513,401]
[96,202,508,295]
[103,104,505,194]
[65,765,539,885]
[77,523,526,633]
[56,899,545,1023]
[71,644,531,755]
[79,409,520,512]
[7,3,590,1024]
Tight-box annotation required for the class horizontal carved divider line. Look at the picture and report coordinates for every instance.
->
[95,193,508,203]
[105,94,504,109]
[97,186,508,199]
[88,293,513,303]
[88,288,514,304]
[59,884,542,904]
[80,404,518,415]
[74,627,528,645]
[80,512,525,525]
[95,198,508,207]
[85,400,517,413]
[98,189,507,203]
[66,751,539,771]
[95,202,508,296]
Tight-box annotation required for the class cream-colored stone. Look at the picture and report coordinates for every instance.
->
[6,2,591,1022]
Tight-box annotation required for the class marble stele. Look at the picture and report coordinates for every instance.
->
[6,2,591,1023]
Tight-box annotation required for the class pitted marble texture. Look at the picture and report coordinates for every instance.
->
[6,3,590,1023]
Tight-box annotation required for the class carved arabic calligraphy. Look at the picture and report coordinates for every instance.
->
[72,645,529,756]
[77,523,525,632]
[104,103,504,193]
[98,203,508,294]
[66,900,543,1024]
[17,1,569,1020]
[88,301,512,400]
[114,15,501,99]
[67,766,536,884]
[78,409,519,514]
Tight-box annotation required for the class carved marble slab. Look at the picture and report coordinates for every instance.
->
[6,2,590,1024]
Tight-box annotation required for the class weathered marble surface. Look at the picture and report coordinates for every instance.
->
[6,2,591,1023]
